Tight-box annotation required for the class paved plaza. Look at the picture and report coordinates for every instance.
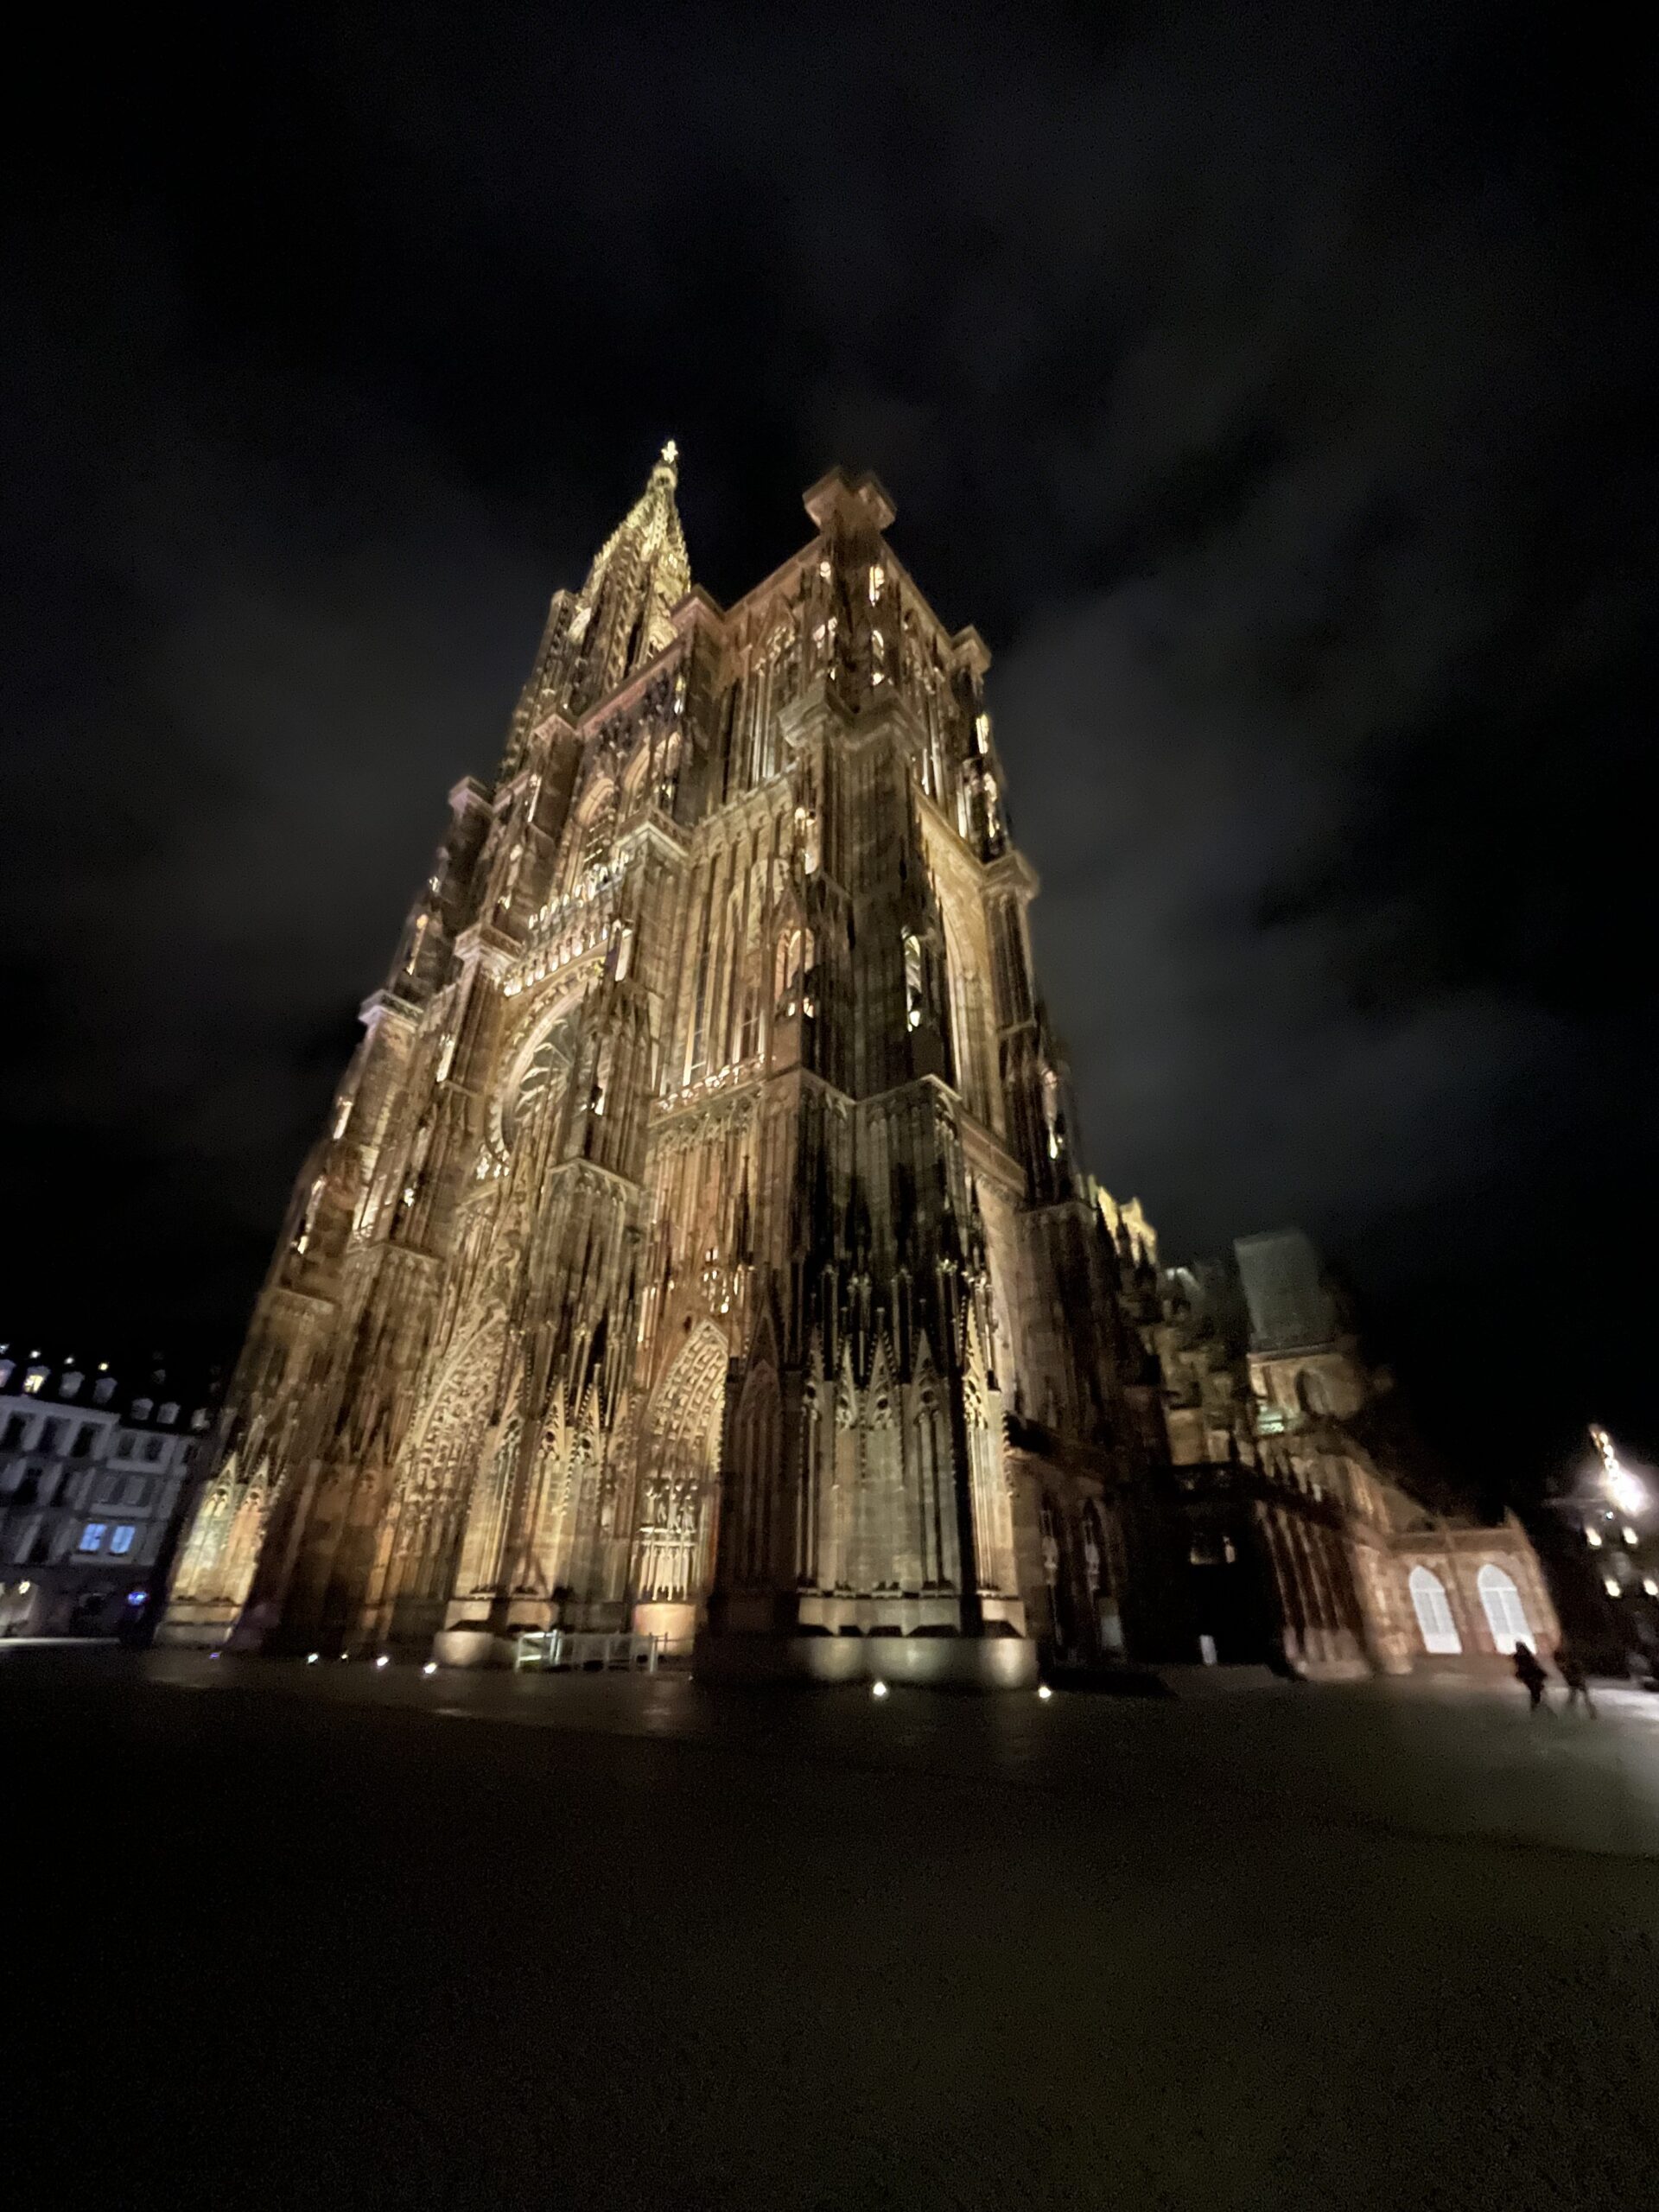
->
[6,1648,1658,2210]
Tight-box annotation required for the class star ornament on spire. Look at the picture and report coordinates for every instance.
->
[659,437,679,475]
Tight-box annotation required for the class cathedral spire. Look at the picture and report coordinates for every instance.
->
[578,439,688,613]
[506,442,693,764]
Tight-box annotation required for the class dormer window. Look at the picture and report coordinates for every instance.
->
[132,1398,153,1422]
[60,1371,83,1399]
[23,1367,47,1395]
[158,1402,180,1427]
[93,1377,116,1406]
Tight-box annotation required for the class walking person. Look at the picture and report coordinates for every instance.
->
[1512,1638,1549,1713]
[1555,1643,1597,1715]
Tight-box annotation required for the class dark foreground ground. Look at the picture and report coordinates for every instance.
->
[5,1649,1658,2212]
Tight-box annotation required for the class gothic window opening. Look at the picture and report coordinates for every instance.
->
[1040,1069,1065,1161]
[574,780,615,886]
[507,1013,580,1147]
[903,931,925,1032]
[776,928,811,1020]
[593,1034,618,1122]
[1477,1562,1532,1654]
[943,925,983,1116]
[295,1177,326,1257]
[1408,1566,1461,1655]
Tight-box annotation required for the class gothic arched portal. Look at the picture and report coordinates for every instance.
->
[630,1322,730,1643]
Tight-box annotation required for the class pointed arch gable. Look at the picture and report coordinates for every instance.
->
[645,1319,731,1445]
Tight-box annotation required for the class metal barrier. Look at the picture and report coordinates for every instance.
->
[512,1629,661,1674]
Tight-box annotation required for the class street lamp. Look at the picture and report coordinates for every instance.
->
[1591,1425,1645,1519]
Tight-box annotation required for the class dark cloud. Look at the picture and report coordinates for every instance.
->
[3,0,1653,1493]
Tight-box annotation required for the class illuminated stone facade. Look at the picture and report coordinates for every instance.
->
[161,453,1556,1684]
[162,454,1147,1683]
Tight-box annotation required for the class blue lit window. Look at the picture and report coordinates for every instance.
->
[77,1522,108,1553]
[110,1524,137,1555]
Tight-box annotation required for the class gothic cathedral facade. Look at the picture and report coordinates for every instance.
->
[163,454,1148,1685]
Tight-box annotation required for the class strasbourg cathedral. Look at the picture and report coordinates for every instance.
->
[162,451,1555,1685]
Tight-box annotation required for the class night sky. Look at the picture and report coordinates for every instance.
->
[4,3,1653,1504]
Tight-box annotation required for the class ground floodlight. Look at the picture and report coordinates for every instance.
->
[871,1679,889,1700]
[1038,1683,1053,1700]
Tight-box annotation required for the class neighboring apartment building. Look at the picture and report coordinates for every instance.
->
[0,1346,217,1639]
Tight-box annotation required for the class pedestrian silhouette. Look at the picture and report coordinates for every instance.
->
[1555,1643,1596,1715]
[1512,1639,1549,1712]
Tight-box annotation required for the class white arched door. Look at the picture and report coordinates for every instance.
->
[1409,1566,1461,1655]
[1477,1563,1532,1654]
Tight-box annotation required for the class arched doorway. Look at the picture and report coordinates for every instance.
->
[631,1323,728,1644]
[1409,1565,1461,1655]
[1477,1562,1533,1654]
[1078,1499,1125,1660]
[378,1328,505,1642]
[1038,1494,1076,1657]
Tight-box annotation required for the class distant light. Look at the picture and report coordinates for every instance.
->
[871,1680,888,1700]
[338,1652,349,1662]
[306,1652,320,1664]
[1592,1424,1646,1518]
[210,1650,220,1659]
[375,1654,389,1669]
[125,1590,145,1607]
[423,1661,438,1676]
[1624,1527,1639,1547]
[1605,1578,1622,1598]
[1037,1683,1053,1701]
[1644,1579,1658,1598]
[18,1580,31,1594]
[1586,1527,1603,1547]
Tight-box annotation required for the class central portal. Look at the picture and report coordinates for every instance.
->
[631,1322,729,1646]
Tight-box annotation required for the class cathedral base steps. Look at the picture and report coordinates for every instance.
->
[692,1628,1038,1692]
